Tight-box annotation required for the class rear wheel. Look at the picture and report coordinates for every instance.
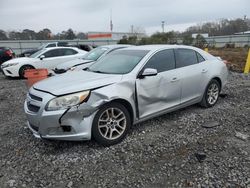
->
[92,102,131,146]
[19,65,34,78]
[200,79,221,108]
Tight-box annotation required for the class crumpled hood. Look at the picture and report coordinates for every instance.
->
[2,57,37,65]
[33,71,123,96]
[56,59,93,70]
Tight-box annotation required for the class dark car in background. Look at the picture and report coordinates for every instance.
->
[0,47,15,69]
[67,44,94,52]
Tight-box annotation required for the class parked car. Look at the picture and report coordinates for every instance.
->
[54,45,132,74]
[20,42,68,57]
[24,45,228,146]
[1,47,87,78]
[0,47,15,67]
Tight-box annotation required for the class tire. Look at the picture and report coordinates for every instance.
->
[19,65,34,78]
[200,79,221,108]
[92,102,131,146]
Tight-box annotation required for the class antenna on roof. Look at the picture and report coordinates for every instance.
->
[110,9,113,32]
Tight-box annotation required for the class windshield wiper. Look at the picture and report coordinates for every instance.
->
[83,67,109,74]
[92,70,107,74]
[83,67,90,71]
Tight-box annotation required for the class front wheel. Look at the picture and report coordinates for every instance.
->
[19,65,34,78]
[200,79,221,108]
[92,102,131,146]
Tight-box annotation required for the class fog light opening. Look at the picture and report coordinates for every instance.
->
[61,125,71,132]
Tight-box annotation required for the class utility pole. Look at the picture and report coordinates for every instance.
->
[243,15,247,34]
[110,9,113,32]
[161,21,165,33]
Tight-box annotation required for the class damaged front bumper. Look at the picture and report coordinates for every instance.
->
[24,87,97,141]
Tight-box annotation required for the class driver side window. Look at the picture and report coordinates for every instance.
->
[143,49,175,73]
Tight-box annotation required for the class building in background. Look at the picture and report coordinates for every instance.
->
[87,31,146,41]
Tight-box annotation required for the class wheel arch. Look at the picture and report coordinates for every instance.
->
[107,98,134,124]
[211,77,222,90]
[19,64,35,69]
[18,64,36,77]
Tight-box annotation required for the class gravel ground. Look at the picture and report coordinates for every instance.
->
[0,72,249,188]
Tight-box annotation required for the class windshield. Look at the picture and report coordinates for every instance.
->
[88,50,149,74]
[82,47,109,61]
[37,44,47,50]
[30,49,46,58]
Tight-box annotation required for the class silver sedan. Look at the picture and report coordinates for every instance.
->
[24,45,228,146]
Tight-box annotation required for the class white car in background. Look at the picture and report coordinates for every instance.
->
[1,47,87,77]
[53,45,132,74]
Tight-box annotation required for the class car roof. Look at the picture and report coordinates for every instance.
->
[100,44,133,49]
[44,46,79,50]
[114,44,216,60]
[122,44,202,51]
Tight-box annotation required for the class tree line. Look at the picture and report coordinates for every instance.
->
[118,18,250,47]
[0,17,249,41]
[0,28,87,40]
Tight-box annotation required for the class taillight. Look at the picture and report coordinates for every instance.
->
[223,60,229,64]
[5,50,13,57]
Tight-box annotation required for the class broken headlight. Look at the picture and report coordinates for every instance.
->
[46,91,90,111]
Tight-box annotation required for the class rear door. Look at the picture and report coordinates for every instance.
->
[175,48,206,103]
[136,49,181,118]
[39,48,78,69]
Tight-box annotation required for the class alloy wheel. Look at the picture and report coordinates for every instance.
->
[207,83,219,105]
[98,107,126,140]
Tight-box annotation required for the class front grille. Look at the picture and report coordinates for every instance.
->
[27,103,40,112]
[29,93,42,101]
[30,123,39,132]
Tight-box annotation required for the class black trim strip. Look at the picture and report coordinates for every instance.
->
[59,108,70,124]
[134,82,140,119]
[72,60,93,67]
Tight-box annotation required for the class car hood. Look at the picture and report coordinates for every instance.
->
[2,57,37,65]
[33,71,123,96]
[56,59,93,70]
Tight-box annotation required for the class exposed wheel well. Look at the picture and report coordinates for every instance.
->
[109,99,134,123]
[212,77,222,90]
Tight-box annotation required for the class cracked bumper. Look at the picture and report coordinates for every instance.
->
[24,87,97,141]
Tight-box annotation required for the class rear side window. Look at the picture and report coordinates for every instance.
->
[144,49,175,73]
[175,49,198,68]
[43,49,63,58]
[196,52,205,63]
[61,49,77,56]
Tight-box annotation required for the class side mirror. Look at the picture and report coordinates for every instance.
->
[138,68,158,78]
[39,55,45,60]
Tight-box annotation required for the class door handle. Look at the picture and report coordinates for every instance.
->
[202,69,208,73]
[171,77,179,82]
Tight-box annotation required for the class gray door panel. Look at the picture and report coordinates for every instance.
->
[136,69,181,118]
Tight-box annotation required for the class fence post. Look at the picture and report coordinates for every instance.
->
[244,49,250,74]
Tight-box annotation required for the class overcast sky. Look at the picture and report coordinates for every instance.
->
[0,0,249,34]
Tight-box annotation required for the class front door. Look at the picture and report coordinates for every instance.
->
[136,49,181,118]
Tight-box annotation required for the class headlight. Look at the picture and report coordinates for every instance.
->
[2,63,18,68]
[46,91,90,111]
